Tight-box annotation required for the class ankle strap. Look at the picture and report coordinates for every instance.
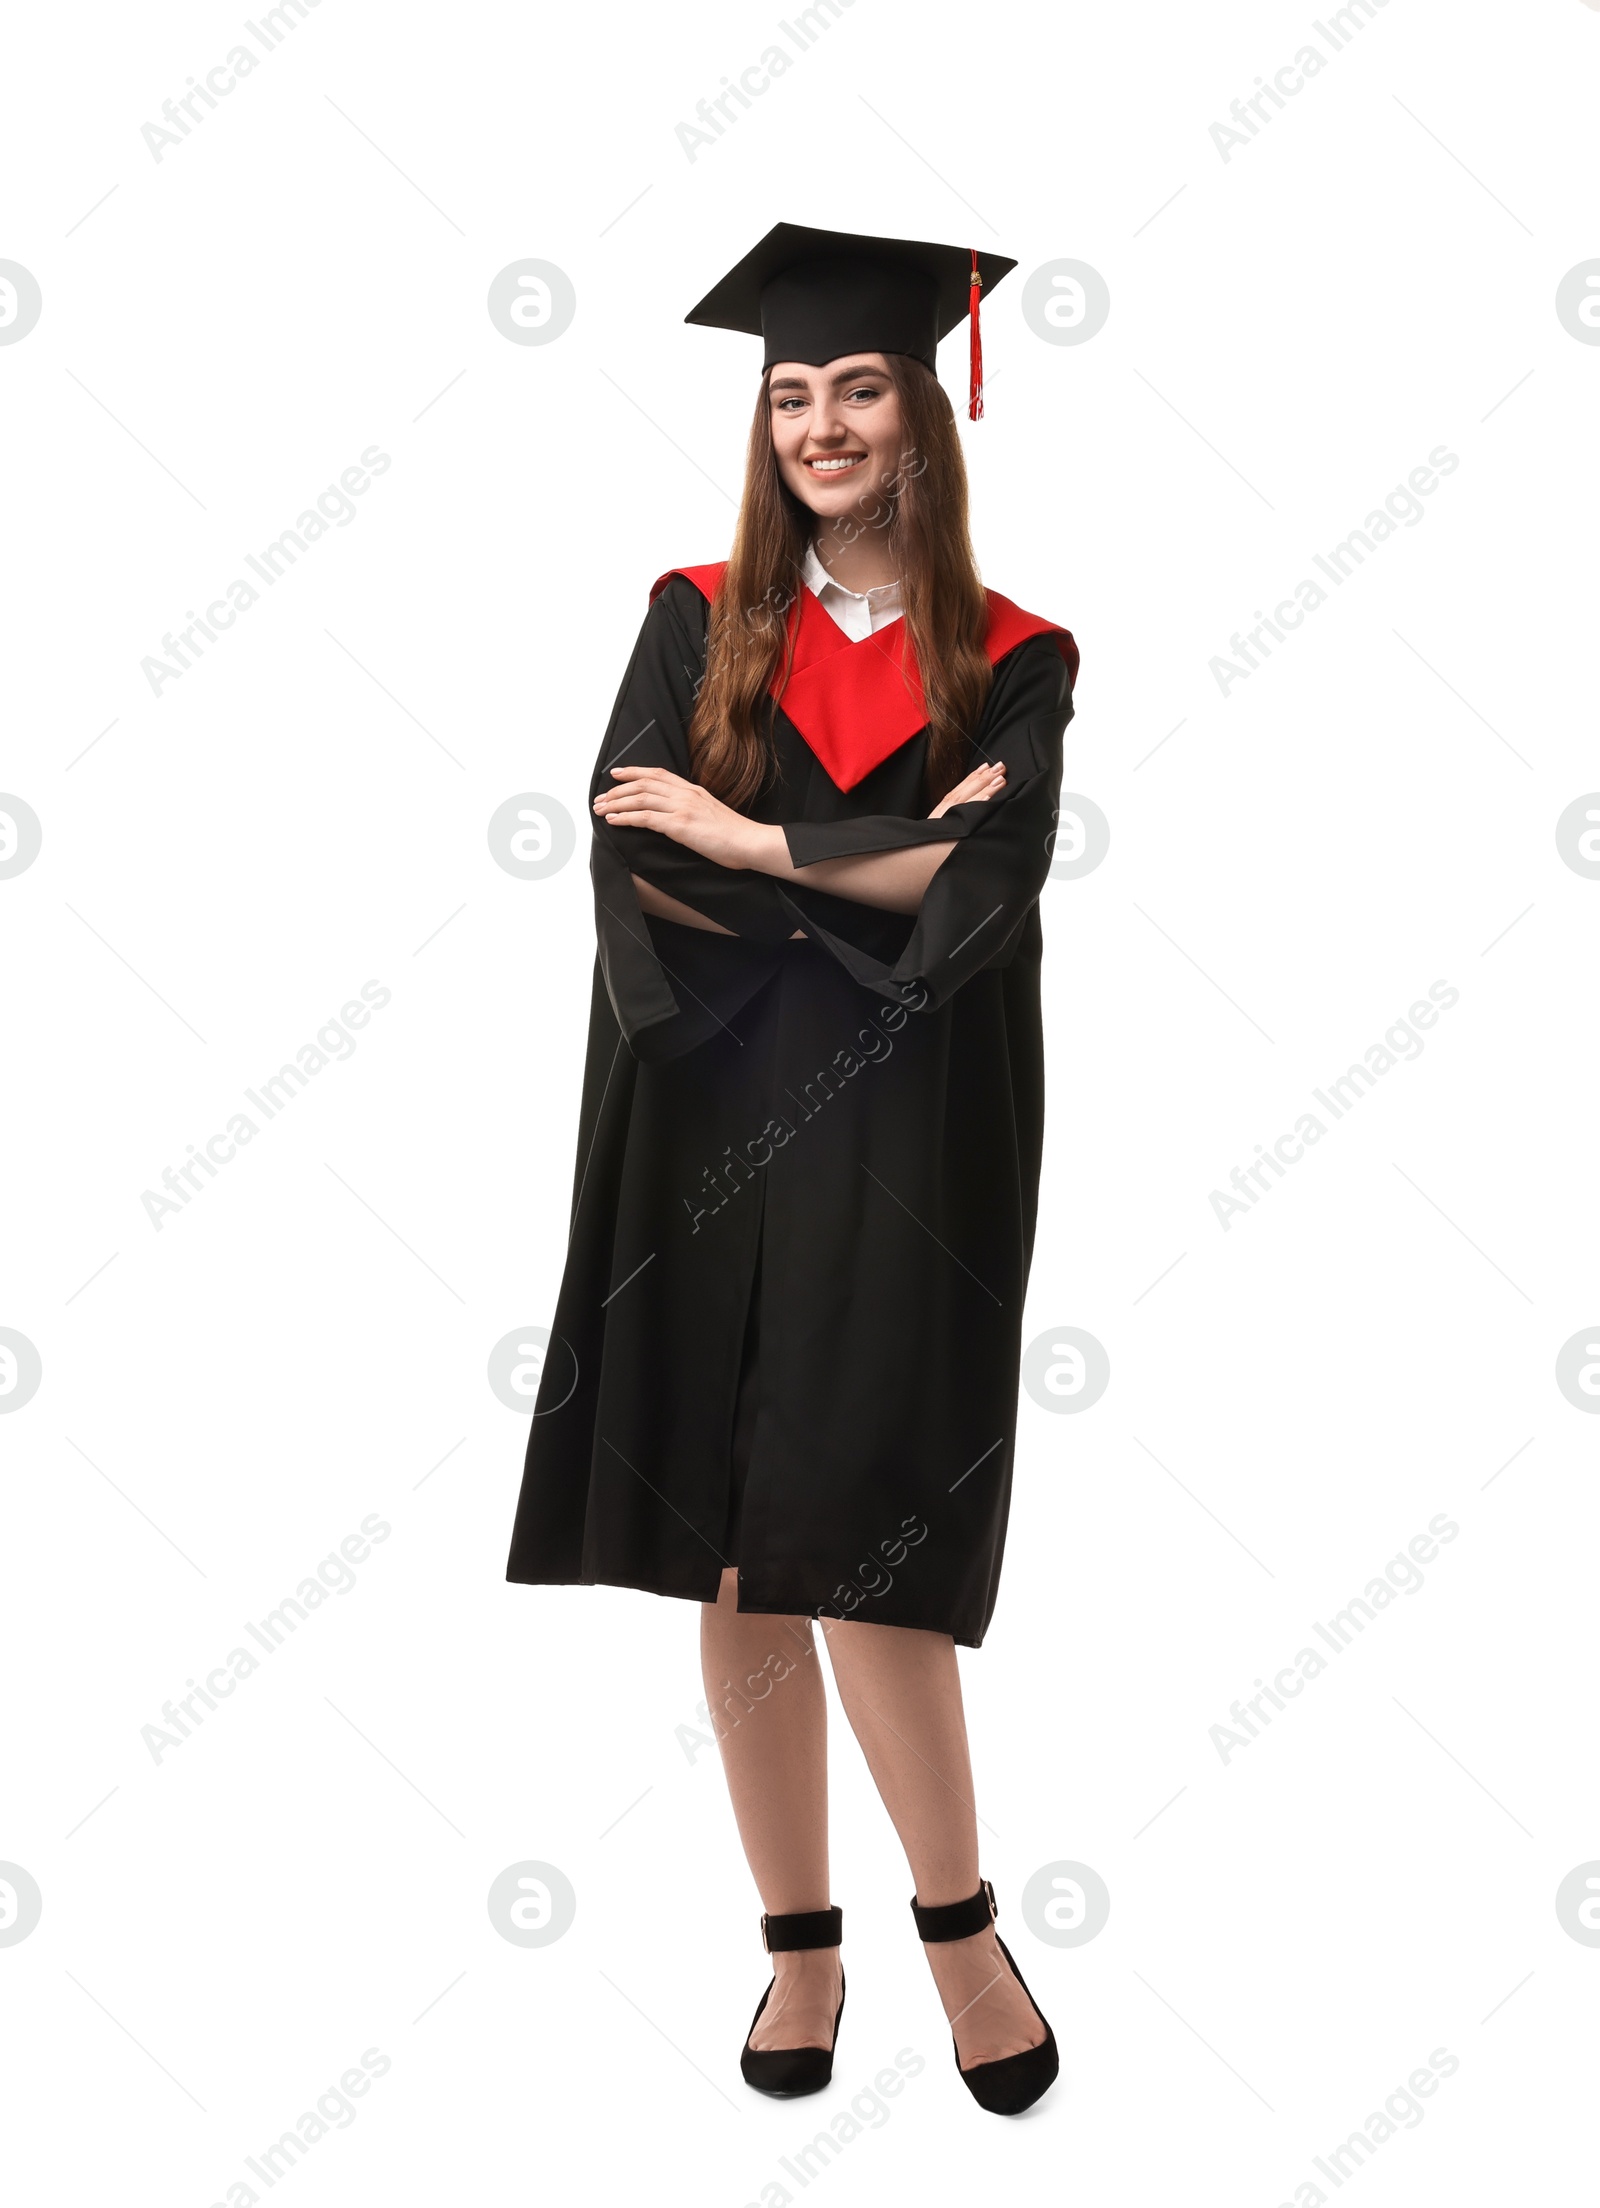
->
[909,1879,996,1943]
[761,1904,842,1953]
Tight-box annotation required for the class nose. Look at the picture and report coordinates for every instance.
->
[807,394,850,448]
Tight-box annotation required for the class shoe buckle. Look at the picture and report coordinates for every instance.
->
[760,1911,772,1953]
[982,1878,997,1921]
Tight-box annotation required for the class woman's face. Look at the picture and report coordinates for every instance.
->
[767,352,904,521]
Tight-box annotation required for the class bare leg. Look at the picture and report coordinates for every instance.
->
[700,1567,843,2050]
[819,1614,1046,2067]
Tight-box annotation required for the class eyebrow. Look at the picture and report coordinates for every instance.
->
[769,363,885,393]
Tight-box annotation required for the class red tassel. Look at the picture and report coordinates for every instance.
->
[968,248,983,421]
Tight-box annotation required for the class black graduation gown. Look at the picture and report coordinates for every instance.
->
[505,566,1078,1648]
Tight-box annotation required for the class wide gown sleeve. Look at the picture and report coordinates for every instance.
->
[589,578,797,942]
[587,578,800,1057]
[774,632,1076,1012]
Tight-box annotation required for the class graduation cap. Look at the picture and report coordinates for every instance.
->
[684,223,1017,421]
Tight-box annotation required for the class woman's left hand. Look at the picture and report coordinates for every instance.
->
[594,766,763,869]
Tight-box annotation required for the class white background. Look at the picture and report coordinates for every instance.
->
[3,0,1598,2200]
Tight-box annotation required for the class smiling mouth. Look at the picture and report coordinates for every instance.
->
[805,454,867,474]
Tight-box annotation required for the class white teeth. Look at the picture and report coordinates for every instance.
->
[808,456,862,471]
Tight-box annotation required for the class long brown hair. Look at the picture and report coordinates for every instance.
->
[688,354,992,807]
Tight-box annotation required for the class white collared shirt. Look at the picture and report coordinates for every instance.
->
[802,541,903,643]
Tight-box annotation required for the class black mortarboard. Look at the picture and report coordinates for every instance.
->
[684,223,1017,420]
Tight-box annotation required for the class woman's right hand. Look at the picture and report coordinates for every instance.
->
[929,760,1006,818]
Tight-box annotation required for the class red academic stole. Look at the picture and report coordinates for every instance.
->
[650,562,1078,794]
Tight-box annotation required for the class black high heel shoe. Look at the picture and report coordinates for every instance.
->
[911,1879,1059,2115]
[739,1904,846,2098]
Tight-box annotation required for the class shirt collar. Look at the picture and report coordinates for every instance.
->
[802,541,901,608]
